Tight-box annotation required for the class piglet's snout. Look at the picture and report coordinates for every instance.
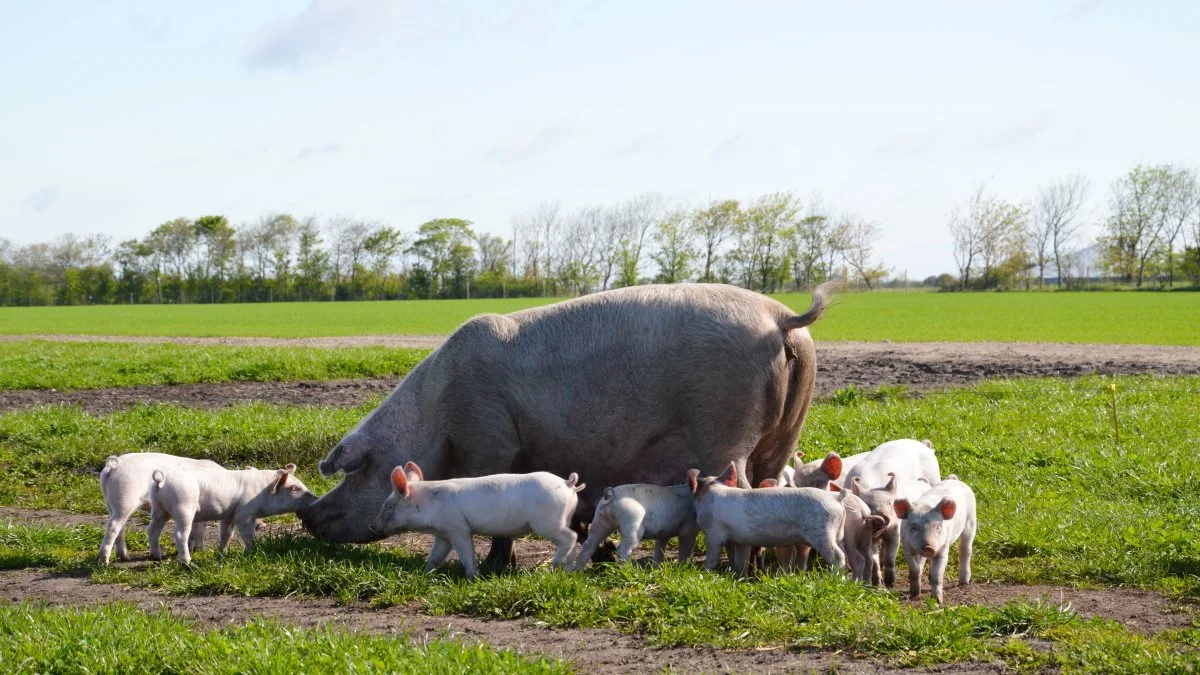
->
[921,546,936,558]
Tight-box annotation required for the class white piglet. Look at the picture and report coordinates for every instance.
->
[690,463,846,575]
[572,483,697,571]
[369,462,584,579]
[148,464,316,565]
[98,452,224,564]
[843,438,941,586]
[894,474,977,603]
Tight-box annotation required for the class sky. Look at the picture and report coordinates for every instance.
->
[1,0,1197,278]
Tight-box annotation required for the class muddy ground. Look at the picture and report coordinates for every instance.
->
[4,339,1199,414]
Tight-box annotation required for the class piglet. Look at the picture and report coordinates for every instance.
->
[370,462,584,579]
[844,438,941,586]
[782,451,844,488]
[148,464,316,565]
[689,463,846,575]
[98,452,224,564]
[837,487,888,583]
[894,474,977,603]
[572,483,697,571]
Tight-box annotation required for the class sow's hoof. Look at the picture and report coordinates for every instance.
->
[590,540,618,564]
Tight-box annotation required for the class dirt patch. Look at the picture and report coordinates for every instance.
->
[3,340,1199,414]
[941,581,1193,634]
[3,569,957,675]
[1,506,105,528]
[0,378,398,415]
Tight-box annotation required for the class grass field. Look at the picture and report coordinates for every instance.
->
[3,371,1197,670]
[3,376,1198,595]
[1,290,1198,344]
[0,341,428,390]
[0,603,568,674]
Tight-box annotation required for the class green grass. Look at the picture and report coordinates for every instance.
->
[0,290,1197,344]
[2,528,1197,671]
[0,602,569,674]
[2,375,1198,669]
[0,341,427,390]
[2,375,1197,596]
[0,401,374,512]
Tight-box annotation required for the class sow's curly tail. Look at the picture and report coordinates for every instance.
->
[781,280,842,331]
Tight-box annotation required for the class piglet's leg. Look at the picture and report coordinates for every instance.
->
[450,534,478,579]
[929,552,950,604]
[426,537,453,572]
[236,518,258,552]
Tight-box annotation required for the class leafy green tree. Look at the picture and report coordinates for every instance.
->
[408,219,475,298]
[651,209,696,283]
[194,215,235,302]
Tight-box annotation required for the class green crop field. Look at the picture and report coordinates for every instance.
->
[3,376,1198,670]
[1,290,1197,344]
[0,341,428,390]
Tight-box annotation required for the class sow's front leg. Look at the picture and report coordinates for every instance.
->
[482,537,517,571]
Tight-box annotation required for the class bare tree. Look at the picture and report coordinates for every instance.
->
[838,216,887,290]
[557,206,604,294]
[529,201,562,296]
[324,216,372,299]
[595,206,623,290]
[1034,174,1091,287]
[613,192,665,287]
[949,185,1028,290]
[1163,167,1197,286]
[691,199,739,282]
[792,195,830,290]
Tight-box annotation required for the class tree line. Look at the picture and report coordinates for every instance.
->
[0,192,887,306]
[947,163,1200,290]
[4,162,1198,307]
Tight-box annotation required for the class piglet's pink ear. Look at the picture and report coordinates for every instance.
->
[893,498,911,520]
[403,461,423,482]
[272,470,289,494]
[391,466,410,498]
[793,451,804,464]
[718,462,738,488]
[828,481,841,492]
[821,453,843,480]
[851,476,865,496]
[686,469,700,495]
[758,478,778,488]
[938,498,957,520]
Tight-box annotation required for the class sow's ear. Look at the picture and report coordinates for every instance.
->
[390,466,411,499]
[718,462,738,488]
[319,432,369,478]
[686,469,700,495]
[938,498,957,520]
[893,498,911,520]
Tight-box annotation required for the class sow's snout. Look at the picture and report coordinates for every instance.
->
[297,492,386,544]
